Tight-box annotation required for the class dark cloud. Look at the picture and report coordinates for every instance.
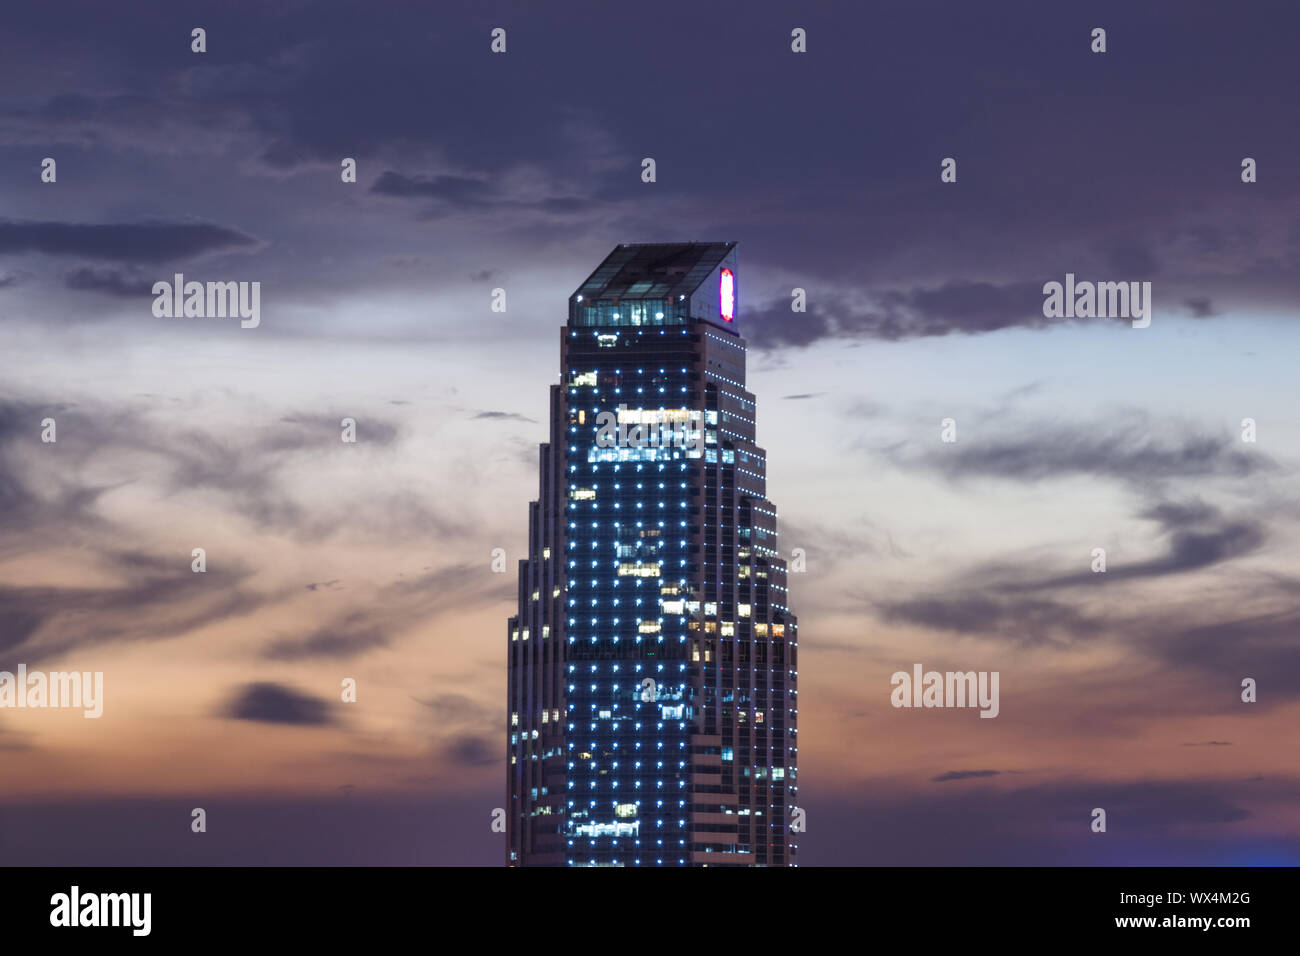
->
[0,2,1293,344]
[416,693,493,726]
[1139,499,1220,528]
[0,550,268,668]
[537,196,597,214]
[0,608,42,653]
[932,770,1001,782]
[473,410,535,423]
[0,720,32,752]
[371,172,599,222]
[370,172,492,204]
[904,419,1271,487]
[880,280,1055,336]
[0,398,117,535]
[876,548,1300,700]
[0,394,447,552]
[745,279,1128,349]
[879,593,1102,644]
[262,564,495,661]
[140,411,407,536]
[64,267,155,297]
[442,734,497,767]
[1017,500,1270,589]
[0,392,475,666]
[1144,608,1300,702]
[273,414,398,447]
[222,682,334,726]
[1125,518,1265,578]
[262,612,389,662]
[1185,296,1218,318]
[1103,236,1161,276]
[0,219,258,263]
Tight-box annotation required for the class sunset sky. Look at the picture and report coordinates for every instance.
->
[2,0,1298,865]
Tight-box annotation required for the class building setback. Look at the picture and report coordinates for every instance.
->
[507,242,799,866]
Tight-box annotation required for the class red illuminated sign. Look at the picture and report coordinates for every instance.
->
[719,268,734,322]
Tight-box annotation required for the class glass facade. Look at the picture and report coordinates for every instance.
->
[508,243,798,867]
[571,297,678,328]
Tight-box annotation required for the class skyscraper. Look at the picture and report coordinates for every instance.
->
[506,242,799,866]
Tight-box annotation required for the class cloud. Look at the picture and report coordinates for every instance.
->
[415,693,493,726]
[932,770,1001,782]
[1145,607,1300,702]
[0,550,268,666]
[221,682,335,726]
[873,529,1300,699]
[262,564,495,661]
[441,734,497,767]
[473,410,535,423]
[0,398,118,535]
[878,593,1101,644]
[744,280,1062,349]
[0,392,483,667]
[262,611,389,662]
[0,219,258,263]
[64,267,155,297]
[371,171,599,223]
[0,393,445,551]
[1019,499,1269,588]
[370,172,492,204]
[1124,510,1266,578]
[0,720,32,752]
[902,418,1271,488]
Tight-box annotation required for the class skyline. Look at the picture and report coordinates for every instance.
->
[1,0,1299,866]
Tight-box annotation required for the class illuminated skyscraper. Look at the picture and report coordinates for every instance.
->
[506,242,799,866]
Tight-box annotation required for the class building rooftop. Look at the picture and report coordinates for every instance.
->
[572,242,737,302]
